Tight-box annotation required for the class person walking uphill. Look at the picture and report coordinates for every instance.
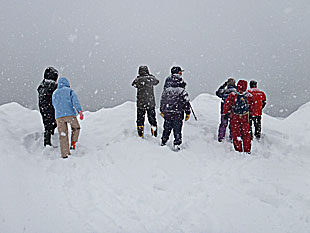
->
[132,66,159,138]
[216,77,236,142]
[223,80,254,153]
[160,66,191,151]
[248,80,267,140]
[37,67,58,147]
[52,77,84,159]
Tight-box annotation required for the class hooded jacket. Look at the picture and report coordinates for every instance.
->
[160,74,191,120]
[223,80,253,116]
[248,87,267,116]
[216,83,237,113]
[52,77,82,119]
[132,66,159,109]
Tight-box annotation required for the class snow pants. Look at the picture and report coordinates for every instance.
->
[39,105,57,146]
[218,114,232,141]
[161,119,183,145]
[230,113,251,153]
[56,116,80,158]
[249,115,262,140]
[136,107,157,127]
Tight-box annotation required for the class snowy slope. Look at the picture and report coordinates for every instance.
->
[0,94,309,233]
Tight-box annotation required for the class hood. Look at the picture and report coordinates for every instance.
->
[237,80,247,93]
[57,77,70,89]
[138,66,150,76]
[166,74,186,88]
[44,67,58,81]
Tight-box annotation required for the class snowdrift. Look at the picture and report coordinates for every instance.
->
[0,94,309,233]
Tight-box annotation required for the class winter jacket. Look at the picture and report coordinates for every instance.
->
[52,77,82,119]
[37,78,57,113]
[132,74,159,109]
[160,74,191,120]
[248,87,267,116]
[216,83,236,113]
[223,80,254,117]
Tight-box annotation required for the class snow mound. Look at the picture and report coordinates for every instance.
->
[0,94,309,233]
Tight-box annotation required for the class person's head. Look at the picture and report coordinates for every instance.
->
[44,67,58,81]
[227,77,236,86]
[57,77,70,89]
[171,66,184,76]
[250,80,257,88]
[237,80,248,93]
[138,66,150,76]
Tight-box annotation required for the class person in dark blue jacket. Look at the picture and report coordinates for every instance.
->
[52,77,84,159]
[215,77,236,142]
[160,66,191,151]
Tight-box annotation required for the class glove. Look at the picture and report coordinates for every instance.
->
[223,114,229,120]
[160,112,165,118]
[224,81,228,86]
[79,111,84,120]
[185,114,190,121]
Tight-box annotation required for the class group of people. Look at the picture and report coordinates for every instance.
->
[37,67,83,159]
[132,66,191,151]
[216,78,267,154]
[37,65,266,158]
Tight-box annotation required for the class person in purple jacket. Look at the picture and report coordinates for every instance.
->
[215,77,236,142]
[160,66,191,151]
[52,77,84,159]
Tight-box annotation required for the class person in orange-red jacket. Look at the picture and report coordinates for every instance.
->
[223,80,254,153]
[248,80,267,140]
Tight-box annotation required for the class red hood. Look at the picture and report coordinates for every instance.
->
[237,80,248,93]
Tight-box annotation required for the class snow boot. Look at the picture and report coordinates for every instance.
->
[151,125,158,137]
[44,131,52,147]
[70,141,76,150]
[137,126,144,138]
[173,144,181,151]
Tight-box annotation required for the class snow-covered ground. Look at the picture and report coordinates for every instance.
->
[0,94,309,233]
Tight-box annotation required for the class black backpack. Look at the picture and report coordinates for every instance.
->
[232,93,249,115]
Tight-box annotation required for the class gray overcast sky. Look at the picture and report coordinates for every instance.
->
[0,0,309,117]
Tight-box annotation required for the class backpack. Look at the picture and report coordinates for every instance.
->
[232,93,249,115]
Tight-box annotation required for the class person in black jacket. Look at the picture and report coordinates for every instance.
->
[37,67,58,146]
[160,66,191,151]
[132,66,159,138]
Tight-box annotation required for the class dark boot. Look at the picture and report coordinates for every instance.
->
[137,126,144,138]
[44,131,52,147]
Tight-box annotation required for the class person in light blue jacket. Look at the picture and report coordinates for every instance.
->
[52,77,84,159]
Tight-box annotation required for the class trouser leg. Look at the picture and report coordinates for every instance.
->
[249,115,253,140]
[231,120,243,152]
[173,120,183,145]
[253,116,262,139]
[218,114,229,141]
[136,108,146,126]
[69,116,81,143]
[146,107,157,127]
[161,120,173,144]
[56,117,70,158]
[241,120,251,153]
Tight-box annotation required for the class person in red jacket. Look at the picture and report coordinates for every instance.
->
[248,80,267,140]
[223,80,254,153]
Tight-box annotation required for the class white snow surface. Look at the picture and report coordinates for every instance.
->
[0,94,309,233]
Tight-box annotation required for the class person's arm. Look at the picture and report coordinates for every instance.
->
[223,93,233,115]
[216,82,227,98]
[149,75,159,86]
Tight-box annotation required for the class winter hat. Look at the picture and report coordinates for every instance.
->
[250,80,257,88]
[171,66,184,74]
[138,66,150,76]
[227,77,236,86]
[44,67,58,81]
[237,80,248,93]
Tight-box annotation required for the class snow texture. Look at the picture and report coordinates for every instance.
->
[0,94,309,233]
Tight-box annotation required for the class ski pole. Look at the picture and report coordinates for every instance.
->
[190,105,198,121]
